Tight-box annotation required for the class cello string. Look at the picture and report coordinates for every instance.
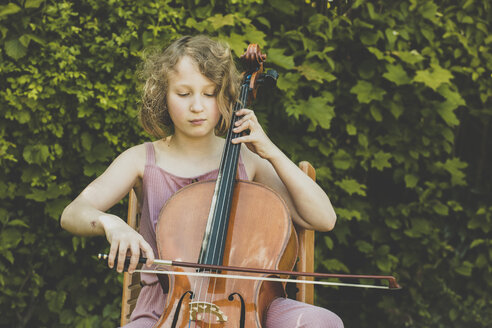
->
[206,81,246,313]
[189,82,248,325]
[204,81,249,324]
[212,80,247,265]
[191,88,242,324]
[209,83,247,272]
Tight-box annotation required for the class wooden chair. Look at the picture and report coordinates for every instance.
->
[120,161,316,326]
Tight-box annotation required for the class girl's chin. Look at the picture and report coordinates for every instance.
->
[178,128,215,138]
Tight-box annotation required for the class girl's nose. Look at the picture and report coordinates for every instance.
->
[190,96,204,112]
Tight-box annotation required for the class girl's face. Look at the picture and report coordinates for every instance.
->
[166,56,220,139]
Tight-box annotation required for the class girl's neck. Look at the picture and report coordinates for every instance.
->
[165,133,223,158]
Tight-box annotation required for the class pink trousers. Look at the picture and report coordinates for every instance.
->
[122,283,343,328]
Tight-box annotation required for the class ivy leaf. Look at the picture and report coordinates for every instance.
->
[419,1,438,22]
[436,158,467,186]
[25,0,45,8]
[346,123,357,135]
[355,240,374,253]
[2,250,14,264]
[393,50,425,65]
[45,290,67,313]
[335,178,367,196]
[367,46,395,63]
[371,151,392,170]
[23,144,50,164]
[383,64,411,85]
[85,142,114,164]
[285,96,334,129]
[276,72,299,94]
[360,30,380,45]
[370,105,383,121]
[267,48,294,70]
[243,26,266,46]
[207,14,234,30]
[332,149,352,170]
[26,184,69,202]
[413,63,454,90]
[350,80,386,104]
[0,229,22,249]
[436,100,460,126]
[376,255,397,272]
[322,258,349,273]
[433,202,449,216]
[7,219,29,228]
[435,84,465,126]
[470,239,485,249]
[404,218,433,238]
[269,0,299,14]
[385,217,402,229]
[454,261,473,277]
[324,236,334,250]
[220,33,247,57]
[4,39,27,60]
[437,84,466,107]
[255,16,270,29]
[467,215,491,233]
[296,62,336,83]
[81,132,93,151]
[336,208,362,221]
[0,3,21,19]
[404,174,419,188]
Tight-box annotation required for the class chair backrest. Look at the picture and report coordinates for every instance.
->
[120,162,316,326]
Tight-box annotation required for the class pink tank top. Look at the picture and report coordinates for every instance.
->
[138,142,249,281]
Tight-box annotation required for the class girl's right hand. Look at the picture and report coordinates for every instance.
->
[100,215,155,274]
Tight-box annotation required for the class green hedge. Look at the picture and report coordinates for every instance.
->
[1,0,490,327]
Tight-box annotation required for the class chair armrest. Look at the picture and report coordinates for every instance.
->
[121,189,141,326]
[295,161,316,305]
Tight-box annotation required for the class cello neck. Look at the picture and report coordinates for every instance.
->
[197,78,251,267]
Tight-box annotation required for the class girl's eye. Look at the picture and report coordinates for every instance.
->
[205,93,215,97]
[177,93,189,97]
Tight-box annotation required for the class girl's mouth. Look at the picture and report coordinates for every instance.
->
[190,119,206,125]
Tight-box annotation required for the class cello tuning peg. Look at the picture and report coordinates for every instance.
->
[259,70,279,89]
[265,70,279,82]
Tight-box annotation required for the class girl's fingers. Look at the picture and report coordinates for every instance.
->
[141,241,155,267]
[232,134,253,144]
[235,109,258,125]
[234,119,253,134]
[235,108,253,116]
[117,241,129,272]
[108,240,119,269]
[128,242,140,273]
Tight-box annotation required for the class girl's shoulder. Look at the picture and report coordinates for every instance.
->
[111,143,149,178]
[239,144,268,181]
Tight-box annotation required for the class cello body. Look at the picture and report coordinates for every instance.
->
[146,42,298,327]
[153,180,298,327]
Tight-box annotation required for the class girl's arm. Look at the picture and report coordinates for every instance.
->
[231,109,337,231]
[60,145,154,272]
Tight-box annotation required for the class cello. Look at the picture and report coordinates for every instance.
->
[152,44,296,327]
[97,43,401,326]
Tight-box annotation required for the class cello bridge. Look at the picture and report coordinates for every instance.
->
[189,301,228,322]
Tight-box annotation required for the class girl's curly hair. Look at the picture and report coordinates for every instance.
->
[138,35,241,138]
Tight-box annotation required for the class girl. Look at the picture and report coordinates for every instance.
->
[61,35,343,328]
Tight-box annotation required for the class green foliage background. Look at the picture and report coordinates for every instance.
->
[1,0,491,327]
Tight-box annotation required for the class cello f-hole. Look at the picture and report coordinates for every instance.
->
[170,291,193,328]
[228,292,246,328]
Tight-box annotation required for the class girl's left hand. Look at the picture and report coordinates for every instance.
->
[231,108,279,160]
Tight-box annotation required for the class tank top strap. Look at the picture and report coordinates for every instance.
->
[144,142,156,165]
[237,152,249,180]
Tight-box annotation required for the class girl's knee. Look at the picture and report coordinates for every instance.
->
[305,308,344,328]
